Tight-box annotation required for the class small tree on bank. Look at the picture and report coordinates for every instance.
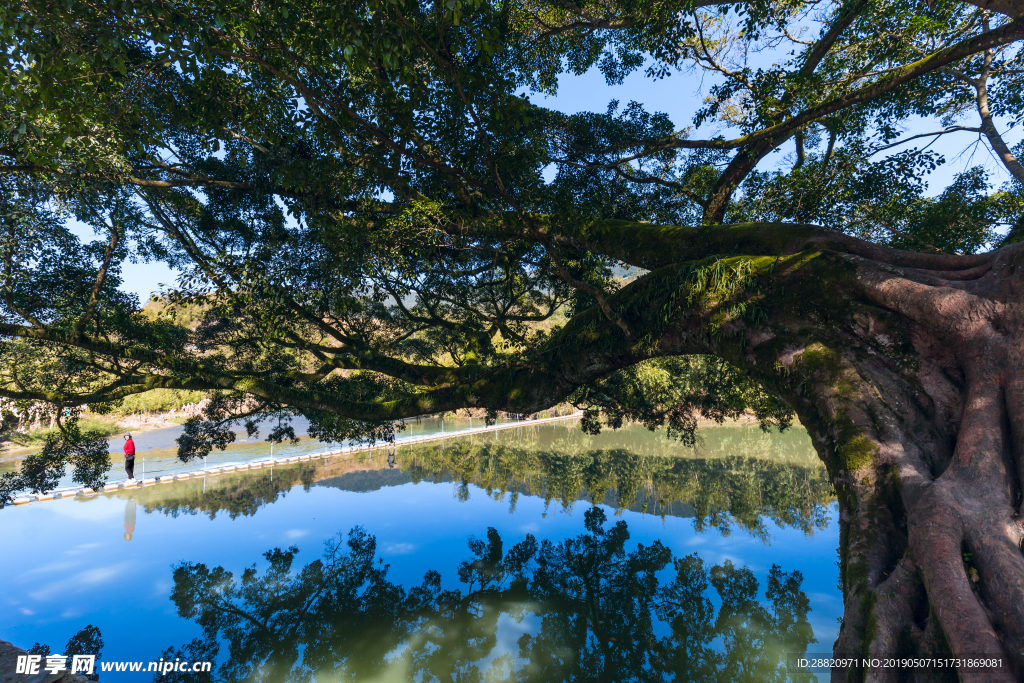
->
[2,0,1024,678]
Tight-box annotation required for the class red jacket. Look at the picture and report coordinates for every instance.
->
[124,439,136,457]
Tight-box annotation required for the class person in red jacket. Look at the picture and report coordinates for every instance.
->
[123,433,136,480]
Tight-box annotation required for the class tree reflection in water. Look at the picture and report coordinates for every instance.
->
[160,508,816,683]
[136,434,834,542]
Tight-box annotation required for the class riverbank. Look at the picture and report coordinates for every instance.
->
[0,413,186,456]
[0,403,577,457]
[0,389,208,455]
[5,411,818,508]
[7,412,588,505]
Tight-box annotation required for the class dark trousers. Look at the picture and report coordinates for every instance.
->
[125,457,135,479]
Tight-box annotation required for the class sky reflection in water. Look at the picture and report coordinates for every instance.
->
[0,422,839,682]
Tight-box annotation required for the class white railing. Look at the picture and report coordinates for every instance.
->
[8,412,582,506]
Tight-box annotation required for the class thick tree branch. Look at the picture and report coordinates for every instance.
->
[798,0,870,77]
[74,209,121,343]
[585,19,1024,159]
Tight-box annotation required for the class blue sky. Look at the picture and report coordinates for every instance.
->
[86,58,1023,304]
[539,62,1023,189]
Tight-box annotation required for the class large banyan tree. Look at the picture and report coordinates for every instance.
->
[2,0,1024,678]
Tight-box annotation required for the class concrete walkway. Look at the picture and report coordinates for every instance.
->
[9,413,581,506]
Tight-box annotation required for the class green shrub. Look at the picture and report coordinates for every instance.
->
[3,418,122,448]
[108,389,209,417]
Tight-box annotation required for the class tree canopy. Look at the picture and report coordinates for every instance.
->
[7,0,1024,674]
[1,0,1022,474]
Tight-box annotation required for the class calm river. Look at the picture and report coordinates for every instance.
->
[1,421,839,681]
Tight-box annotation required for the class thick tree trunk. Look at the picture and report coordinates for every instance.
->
[536,224,1024,680]
[732,241,1024,682]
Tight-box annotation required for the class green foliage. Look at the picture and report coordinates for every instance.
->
[108,389,210,417]
[1,417,122,447]
[142,298,212,331]
[734,146,1022,253]
[577,356,793,446]
[175,393,261,463]
[0,421,110,504]
[1,0,1022,494]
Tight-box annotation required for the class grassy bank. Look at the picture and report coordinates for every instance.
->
[0,389,210,453]
[0,418,124,449]
[105,388,208,417]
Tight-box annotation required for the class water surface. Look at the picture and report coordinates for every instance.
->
[0,414,530,487]
[1,421,838,682]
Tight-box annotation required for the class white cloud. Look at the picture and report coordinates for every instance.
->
[31,560,83,574]
[285,529,309,540]
[808,591,843,606]
[29,562,131,601]
[67,543,104,554]
[381,542,417,556]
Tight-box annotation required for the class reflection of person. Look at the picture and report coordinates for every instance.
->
[123,498,136,541]
[123,433,136,480]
